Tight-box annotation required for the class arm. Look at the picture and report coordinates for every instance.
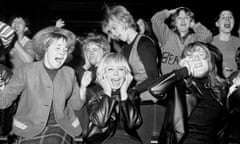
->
[151,9,173,46]
[119,92,142,129]
[135,37,159,93]
[86,90,117,128]
[69,70,92,110]
[192,22,213,43]
[149,67,189,99]
[0,65,25,109]
[0,21,15,48]
[14,40,34,63]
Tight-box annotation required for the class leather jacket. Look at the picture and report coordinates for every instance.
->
[84,85,142,144]
[149,67,228,144]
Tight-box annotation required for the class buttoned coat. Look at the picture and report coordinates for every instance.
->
[0,61,84,138]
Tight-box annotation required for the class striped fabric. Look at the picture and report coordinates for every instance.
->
[0,21,15,48]
[17,124,76,144]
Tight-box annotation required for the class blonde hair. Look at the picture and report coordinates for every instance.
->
[82,33,110,54]
[97,52,131,79]
[102,5,137,34]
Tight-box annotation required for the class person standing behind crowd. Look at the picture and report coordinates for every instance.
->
[211,10,240,78]
[83,53,142,144]
[151,7,212,74]
[102,5,160,144]
[8,16,35,73]
[0,26,91,144]
[102,4,159,103]
[74,33,111,135]
[76,33,111,86]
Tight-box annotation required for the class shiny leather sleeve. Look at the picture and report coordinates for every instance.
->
[86,90,117,128]
[119,95,142,129]
[149,67,189,99]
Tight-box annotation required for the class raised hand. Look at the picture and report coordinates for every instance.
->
[168,8,177,15]
[96,74,112,96]
[81,71,92,88]
[179,57,193,75]
[120,72,133,101]
[83,51,91,70]
[55,19,65,28]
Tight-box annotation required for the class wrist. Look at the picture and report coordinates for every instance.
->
[120,91,128,101]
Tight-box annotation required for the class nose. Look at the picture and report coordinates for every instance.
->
[113,70,119,76]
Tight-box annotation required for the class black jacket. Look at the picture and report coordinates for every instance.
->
[149,67,228,144]
[83,85,142,144]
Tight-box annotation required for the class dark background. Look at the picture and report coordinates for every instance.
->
[1,0,240,37]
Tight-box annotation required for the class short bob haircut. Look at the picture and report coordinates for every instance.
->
[97,52,131,80]
[32,26,76,60]
[82,33,111,55]
[102,5,137,35]
[170,7,195,30]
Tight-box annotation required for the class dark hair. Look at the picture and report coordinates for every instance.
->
[8,16,31,35]
[170,7,194,30]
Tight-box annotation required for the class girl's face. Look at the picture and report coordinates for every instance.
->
[85,43,104,66]
[104,64,126,90]
[106,18,128,42]
[44,38,68,69]
[218,10,234,33]
[11,17,26,33]
[186,46,210,78]
[175,10,191,33]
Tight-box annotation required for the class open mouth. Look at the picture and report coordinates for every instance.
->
[55,57,64,64]
[224,23,231,28]
[111,79,122,88]
[193,63,203,68]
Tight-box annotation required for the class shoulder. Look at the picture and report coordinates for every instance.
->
[62,65,75,74]
[13,62,40,76]
[86,85,104,102]
[138,35,154,44]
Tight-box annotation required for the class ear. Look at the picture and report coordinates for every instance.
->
[215,21,219,27]
[24,27,29,32]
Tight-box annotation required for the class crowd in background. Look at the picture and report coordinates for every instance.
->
[0,4,240,144]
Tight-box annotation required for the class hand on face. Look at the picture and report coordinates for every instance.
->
[179,57,193,75]
[83,51,91,70]
[97,74,112,96]
[232,73,240,87]
[120,72,133,100]
[81,71,92,88]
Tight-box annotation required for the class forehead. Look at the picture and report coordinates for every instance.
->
[220,11,233,17]
[193,46,206,53]
[177,10,189,17]
[107,17,123,28]
[12,17,25,24]
[86,42,101,50]
[105,64,126,70]
[51,38,67,46]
